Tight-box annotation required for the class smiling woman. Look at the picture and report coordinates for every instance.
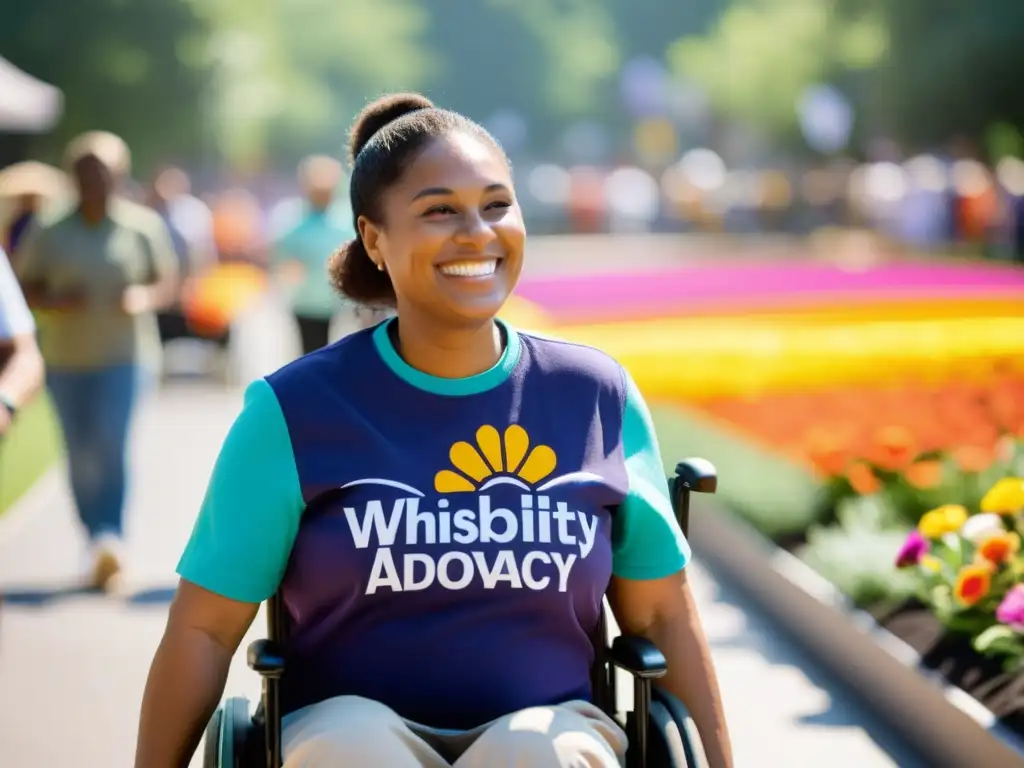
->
[329,93,524,329]
[136,93,732,768]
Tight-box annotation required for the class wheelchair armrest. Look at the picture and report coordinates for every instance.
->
[608,635,668,680]
[675,458,717,494]
[246,638,285,678]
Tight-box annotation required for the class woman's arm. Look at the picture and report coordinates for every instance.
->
[124,214,181,315]
[135,378,306,765]
[609,572,733,768]
[0,250,45,419]
[135,582,259,767]
[608,367,733,767]
[12,226,86,312]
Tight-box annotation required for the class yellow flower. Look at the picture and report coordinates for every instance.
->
[918,505,969,539]
[980,478,1024,516]
[919,555,943,574]
[953,564,992,607]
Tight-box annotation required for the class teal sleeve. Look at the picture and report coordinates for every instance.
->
[611,369,692,580]
[176,379,305,603]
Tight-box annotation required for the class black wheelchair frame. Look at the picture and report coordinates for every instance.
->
[204,458,718,768]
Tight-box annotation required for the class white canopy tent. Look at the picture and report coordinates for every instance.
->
[0,56,63,132]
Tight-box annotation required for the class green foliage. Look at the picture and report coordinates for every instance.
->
[667,0,1024,152]
[5,0,1021,169]
[1,0,213,172]
[0,396,61,514]
[650,403,824,538]
[798,495,916,606]
[974,625,1024,672]
[666,0,887,140]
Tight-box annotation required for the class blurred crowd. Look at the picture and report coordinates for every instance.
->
[0,130,388,590]
[0,132,397,371]
[522,150,1024,264]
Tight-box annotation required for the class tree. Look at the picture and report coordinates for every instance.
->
[665,0,887,144]
[0,0,213,172]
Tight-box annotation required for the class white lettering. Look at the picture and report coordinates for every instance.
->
[521,551,551,590]
[551,552,577,592]
[554,502,576,546]
[405,499,435,545]
[453,509,478,544]
[480,497,517,544]
[538,496,551,543]
[366,548,402,594]
[403,553,435,591]
[521,495,535,542]
[437,551,473,589]
[577,512,598,558]
[438,511,451,544]
[473,550,523,589]
[345,499,405,549]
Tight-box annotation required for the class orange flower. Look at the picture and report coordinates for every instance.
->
[954,564,992,607]
[806,430,849,477]
[953,445,995,474]
[977,532,1021,565]
[871,425,917,471]
[905,460,943,490]
[847,462,881,495]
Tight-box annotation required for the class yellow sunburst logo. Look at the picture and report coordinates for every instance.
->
[434,425,557,493]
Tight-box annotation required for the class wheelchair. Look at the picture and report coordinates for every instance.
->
[203,458,718,768]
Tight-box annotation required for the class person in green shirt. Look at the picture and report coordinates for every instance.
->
[271,155,355,355]
[16,131,179,591]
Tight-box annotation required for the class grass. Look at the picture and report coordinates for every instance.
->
[650,401,823,538]
[0,396,61,514]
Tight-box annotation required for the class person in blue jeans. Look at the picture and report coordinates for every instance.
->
[135,94,733,767]
[16,132,179,590]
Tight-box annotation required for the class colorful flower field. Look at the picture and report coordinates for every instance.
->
[508,253,1024,732]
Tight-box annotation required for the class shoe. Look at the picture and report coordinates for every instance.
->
[88,535,124,593]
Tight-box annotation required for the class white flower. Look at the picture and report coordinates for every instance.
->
[960,513,1005,544]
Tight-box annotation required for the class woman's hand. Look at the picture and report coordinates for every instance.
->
[609,570,734,768]
[22,284,87,312]
[121,284,153,315]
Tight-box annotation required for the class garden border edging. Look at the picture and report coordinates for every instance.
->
[690,499,1024,767]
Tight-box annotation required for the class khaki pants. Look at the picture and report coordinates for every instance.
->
[281,695,628,767]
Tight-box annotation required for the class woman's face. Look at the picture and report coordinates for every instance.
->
[361,132,526,326]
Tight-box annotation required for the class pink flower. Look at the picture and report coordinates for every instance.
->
[996,585,1024,632]
[896,530,930,568]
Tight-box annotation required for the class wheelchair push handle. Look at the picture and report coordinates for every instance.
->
[671,458,717,539]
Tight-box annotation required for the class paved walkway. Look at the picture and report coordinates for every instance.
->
[0,243,922,767]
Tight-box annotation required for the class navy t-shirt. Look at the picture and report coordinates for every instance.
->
[177,318,690,729]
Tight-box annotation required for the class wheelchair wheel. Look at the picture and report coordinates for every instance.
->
[202,696,254,767]
[650,689,709,768]
[203,706,223,768]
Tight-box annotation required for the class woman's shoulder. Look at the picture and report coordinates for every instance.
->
[265,327,376,390]
[516,327,627,392]
[108,198,169,237]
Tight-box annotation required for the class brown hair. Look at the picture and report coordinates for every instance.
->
[328,92,504,307]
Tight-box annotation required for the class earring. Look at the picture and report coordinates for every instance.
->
[377,262,386,272]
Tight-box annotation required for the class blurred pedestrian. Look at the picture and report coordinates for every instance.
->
[145,165,217,347]
[14,131,179,590]
[271,155,354,354]
[0,245,44,437]
[0,160,69,265]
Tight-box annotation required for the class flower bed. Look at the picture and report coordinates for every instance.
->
[516,253,1024,742]
[663,372,1024,738]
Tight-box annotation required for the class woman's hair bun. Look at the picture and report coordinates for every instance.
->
[348,92,435,163]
